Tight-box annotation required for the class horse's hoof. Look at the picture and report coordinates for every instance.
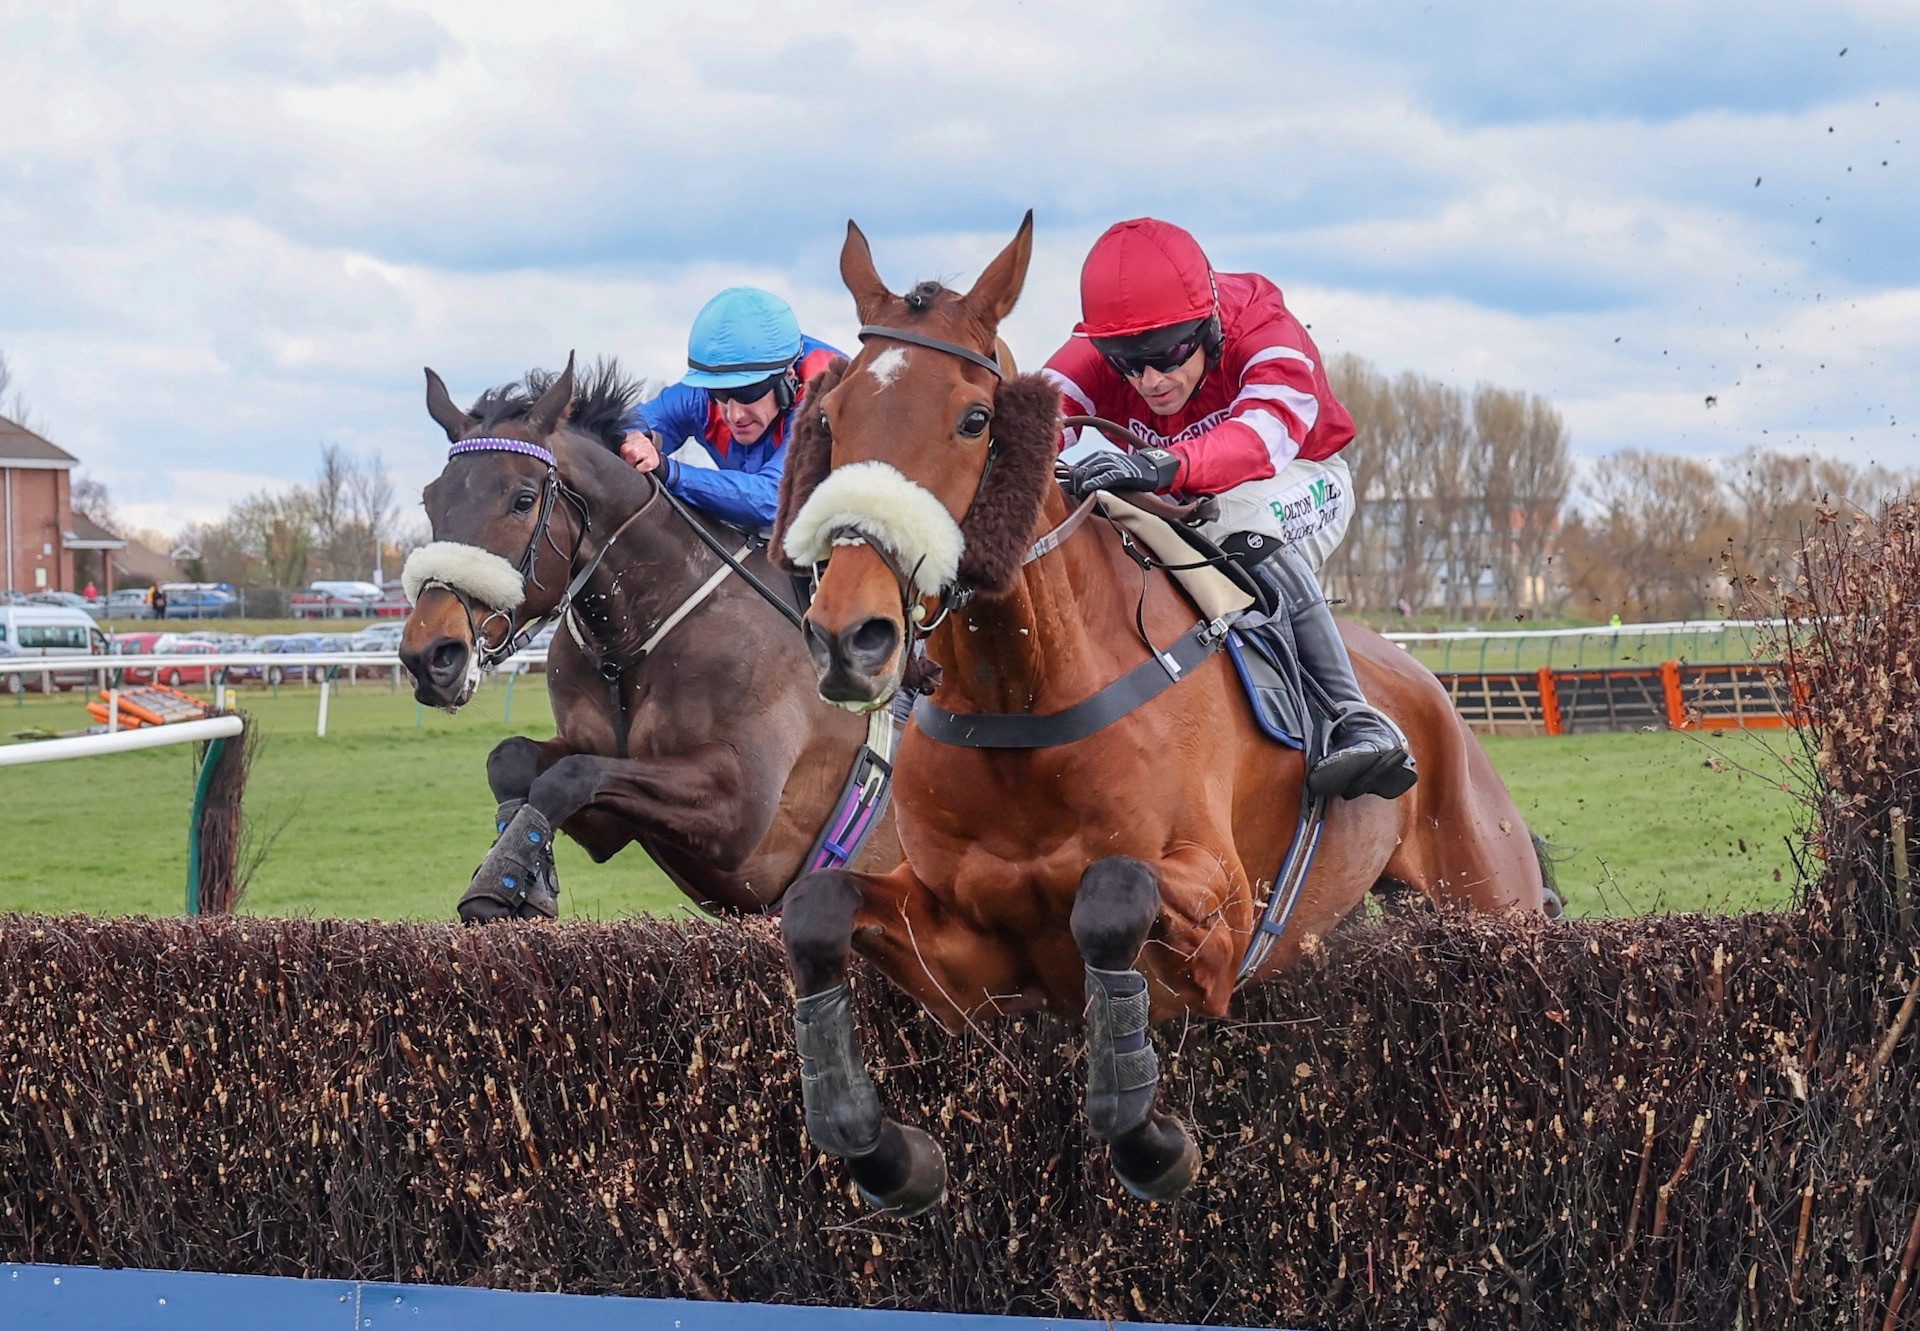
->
[513,881,560,920]
[458,895,514,925]
[850,1121,947,1218]
[1541,886,1565,919]
[1112,1112,1201,1202]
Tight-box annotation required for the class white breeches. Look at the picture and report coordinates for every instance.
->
[1192,453,1352,574]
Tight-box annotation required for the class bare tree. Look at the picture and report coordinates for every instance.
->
[0,348,37,430]
[1475,386,1570,613]
[70,473,120,533]
[310,446,353,578]
[1567,450,1733,619]
[345,451,399,583]
[224,489,317,592]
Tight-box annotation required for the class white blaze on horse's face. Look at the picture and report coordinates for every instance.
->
[865,346,910,388]
[781,460,964,603]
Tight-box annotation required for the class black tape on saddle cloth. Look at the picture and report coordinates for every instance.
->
[1223,618,1309,750]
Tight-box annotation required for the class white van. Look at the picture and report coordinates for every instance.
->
[307,580,384,603]
[0,606,114,693]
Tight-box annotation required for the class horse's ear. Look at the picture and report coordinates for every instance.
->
[525,351,577,437]
[840,221,894,324]
[424,367,472,443]
[956,371,1061,595]
[960,210,1035,331]
[771,357,850,573]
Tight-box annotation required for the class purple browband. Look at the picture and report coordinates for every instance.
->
[449,437,557,467]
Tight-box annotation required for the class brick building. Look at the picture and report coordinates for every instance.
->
[2,412,125,594]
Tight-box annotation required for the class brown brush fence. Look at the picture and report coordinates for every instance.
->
[3,504,1919,1328]
[0,903,1913,1329]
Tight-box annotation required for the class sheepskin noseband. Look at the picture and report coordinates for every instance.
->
[780,460,964,599]
[402,541,527,611]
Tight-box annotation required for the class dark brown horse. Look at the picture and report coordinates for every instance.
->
[399,357,898,921]
[768,216,1558,1213]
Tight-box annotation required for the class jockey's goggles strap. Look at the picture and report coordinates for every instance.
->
[688,353,798,374]
[857,325,1003,379]
[448,437,559,468]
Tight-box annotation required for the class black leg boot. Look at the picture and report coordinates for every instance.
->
[1262,548,1417,801]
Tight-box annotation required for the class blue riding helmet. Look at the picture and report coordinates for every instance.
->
[683,287,804,389]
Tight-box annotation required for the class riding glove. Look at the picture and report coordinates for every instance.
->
[1066,447,1180,499]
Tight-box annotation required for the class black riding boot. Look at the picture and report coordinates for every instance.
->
[1262,548,1417,801]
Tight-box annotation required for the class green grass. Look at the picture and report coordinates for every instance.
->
[0,679,1809,921]
[94,615,396,637]
[1481,728,1805,915]
[1,680,687,921]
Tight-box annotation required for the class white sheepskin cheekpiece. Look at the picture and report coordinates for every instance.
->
[780,461,965,598]
[402,541,527,611]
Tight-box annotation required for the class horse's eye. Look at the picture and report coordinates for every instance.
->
[512,491,537,514]
[958,406,992,438]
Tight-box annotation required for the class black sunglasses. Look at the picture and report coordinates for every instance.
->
[1097,333,1207,380]
[710,374,783,405]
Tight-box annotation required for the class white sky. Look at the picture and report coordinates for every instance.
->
[2,1,1915,537]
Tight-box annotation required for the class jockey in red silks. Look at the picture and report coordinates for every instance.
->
[1042,218,1415,802]
[619,287,842,532]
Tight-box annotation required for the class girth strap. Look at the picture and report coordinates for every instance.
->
[911,617,1235,749]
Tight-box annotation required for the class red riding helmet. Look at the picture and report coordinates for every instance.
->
[1074,218,1219,339]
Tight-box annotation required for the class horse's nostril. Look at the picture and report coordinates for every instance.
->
[846,617,899,668]
[428,639,468,681]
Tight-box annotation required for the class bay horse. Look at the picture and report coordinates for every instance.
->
[768,215,1558,1213]
[399,356,898,921]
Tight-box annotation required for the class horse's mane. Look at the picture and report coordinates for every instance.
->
[468,358,643,451]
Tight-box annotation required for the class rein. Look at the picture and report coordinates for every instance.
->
[433,437,596,672]
[430,438,800,681]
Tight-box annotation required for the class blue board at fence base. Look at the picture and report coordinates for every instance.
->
[2,1264,1294,1330]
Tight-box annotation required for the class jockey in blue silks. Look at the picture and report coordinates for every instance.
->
[618,287,842,532]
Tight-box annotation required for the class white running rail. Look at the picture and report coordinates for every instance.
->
[0,714,244,767]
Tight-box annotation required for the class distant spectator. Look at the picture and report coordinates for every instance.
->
[152,584,169,618]
[82,580,98,600]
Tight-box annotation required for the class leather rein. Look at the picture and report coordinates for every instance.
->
[843,329,1206,639]
[432,437,799,681]
[833,329,1241,751]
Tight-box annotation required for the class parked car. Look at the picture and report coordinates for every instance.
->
[179,630,252,653]
[0,606,113,692]
[236,635,313,686]
[349,623,406,653]
[27,590,104,618]
[160,583,240,619]
[305,634,360,681]
[103,588,155,621]
[110,631,169,684]
[310,580,384,604]
[148,638,221,687]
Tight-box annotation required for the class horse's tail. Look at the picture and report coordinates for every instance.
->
[1531,831,1565,919]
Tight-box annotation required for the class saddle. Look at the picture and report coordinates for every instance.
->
[1099,493,1312,753]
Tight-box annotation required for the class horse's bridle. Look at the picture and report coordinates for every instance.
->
[826,327,1185,646]
[428,436,657,673]
[429,435,807,678]
[831,324,1012,641]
